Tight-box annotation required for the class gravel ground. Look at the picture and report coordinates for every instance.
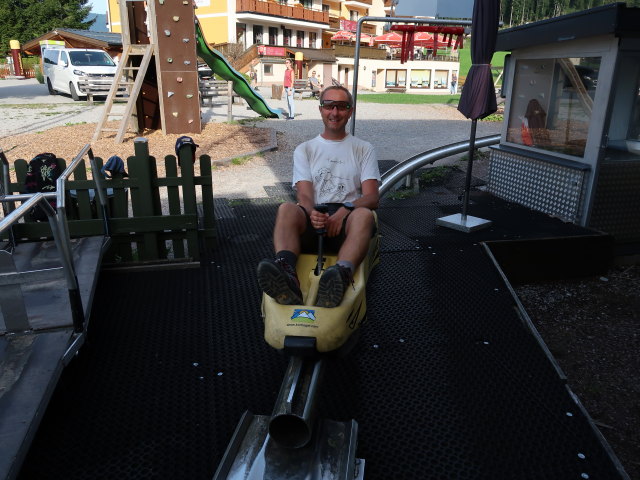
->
[1,78,637,478]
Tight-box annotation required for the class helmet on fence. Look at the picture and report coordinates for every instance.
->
[175,136,199,166]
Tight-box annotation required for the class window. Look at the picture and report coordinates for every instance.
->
[264,64,273,76]
[322,4,329,13]
[283,29,291,46]
[301,0,312,7]
[43,49,60,65]
[253,25,263,45]
[385,69,406,88]
[434,70,448,89]
[69,51,115,67]
[236,23,246,47]
[309,32,317,48]
[296,30,304,48]
[269,27,278,45]
[506,57,601,158]
[410,69,430,89]
[350,10,358,21]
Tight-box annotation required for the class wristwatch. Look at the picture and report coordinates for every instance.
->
[343,201,356,211]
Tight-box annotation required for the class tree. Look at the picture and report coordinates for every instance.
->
[0,0,94,57]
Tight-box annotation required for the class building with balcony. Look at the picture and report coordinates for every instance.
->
[104,0,458,94]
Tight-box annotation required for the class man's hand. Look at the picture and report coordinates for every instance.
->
[323,208,350,237]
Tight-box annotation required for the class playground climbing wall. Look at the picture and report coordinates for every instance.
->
[153,0,201,134]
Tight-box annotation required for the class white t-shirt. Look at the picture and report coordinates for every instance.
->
[292,134,380,204]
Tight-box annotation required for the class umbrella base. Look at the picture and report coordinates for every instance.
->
[436,213,492,233]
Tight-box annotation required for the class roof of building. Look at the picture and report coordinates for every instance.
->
[22,28,122,55]
[496,2,640,51]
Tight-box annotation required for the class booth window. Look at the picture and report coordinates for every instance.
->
[410,69,430,88]
[506,57,601,157]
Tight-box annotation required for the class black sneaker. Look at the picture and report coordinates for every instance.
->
[257,258,303,305]
[316,264,353,308]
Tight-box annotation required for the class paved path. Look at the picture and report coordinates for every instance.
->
[0,78,502,198]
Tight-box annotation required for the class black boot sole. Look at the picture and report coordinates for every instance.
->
[257,260,303,305]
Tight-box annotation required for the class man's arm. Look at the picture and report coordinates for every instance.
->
[295,180,315,214]
[353,179,380,211]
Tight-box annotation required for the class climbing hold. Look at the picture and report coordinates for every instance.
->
[159,0,164,4]
[177,77,183,83]
[164,30,171,36]
[167,57,173,63]
[172,112,179,117]
[182,0,188,4]
[168,91,175,97]
[184,60,191,65]
[186,94,193,99]
[183,38,190,43]
[188,119,194,124]
[173,16,180,21]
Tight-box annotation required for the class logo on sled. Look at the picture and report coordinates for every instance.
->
[291,309,316,323]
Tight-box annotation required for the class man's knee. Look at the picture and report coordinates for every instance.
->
[345,207,374,236]
[276,202,307,228]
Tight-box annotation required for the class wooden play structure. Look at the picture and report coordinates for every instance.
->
[94,0,202,143]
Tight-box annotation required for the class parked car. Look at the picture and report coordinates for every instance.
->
[42,48,117,100]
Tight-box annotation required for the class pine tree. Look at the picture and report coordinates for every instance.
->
[0,0,94,57]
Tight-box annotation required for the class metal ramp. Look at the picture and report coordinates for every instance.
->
[0,202,105,480]
[92,44,154,144]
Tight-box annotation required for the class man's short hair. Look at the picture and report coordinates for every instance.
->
[319,85,353,105]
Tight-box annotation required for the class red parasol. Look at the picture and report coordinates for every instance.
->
[373,31,403,45]
[331,30,354,41]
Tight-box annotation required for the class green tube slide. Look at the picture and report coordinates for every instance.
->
[195,21,281,119]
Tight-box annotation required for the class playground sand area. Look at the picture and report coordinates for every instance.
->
[0,121,272,181]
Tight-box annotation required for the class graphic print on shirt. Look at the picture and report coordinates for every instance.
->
[315,167,346,199]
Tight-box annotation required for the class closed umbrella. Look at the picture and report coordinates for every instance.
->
[437,0,500,232]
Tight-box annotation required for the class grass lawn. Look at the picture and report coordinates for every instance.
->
[357,93,461,104]
[458,47,508,84]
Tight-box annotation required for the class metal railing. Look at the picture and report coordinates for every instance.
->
[0,144,110,334]
[380,135,501,197]
[0,193,84,332]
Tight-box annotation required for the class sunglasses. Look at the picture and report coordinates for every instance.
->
[320,101,352,111]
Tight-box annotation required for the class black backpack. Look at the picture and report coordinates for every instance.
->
[24,153,61,221]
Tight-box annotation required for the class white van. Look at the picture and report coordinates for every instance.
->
[42,48,117,100]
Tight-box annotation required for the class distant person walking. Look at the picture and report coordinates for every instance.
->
[284,58,295,120]
[450,72,458,94]
[249,68,258,90]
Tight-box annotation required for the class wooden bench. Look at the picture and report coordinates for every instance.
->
[293,78,319,99]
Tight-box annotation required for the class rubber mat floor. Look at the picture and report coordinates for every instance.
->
[19,186,627,479]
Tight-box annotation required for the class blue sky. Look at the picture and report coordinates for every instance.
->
[90,0,107,14]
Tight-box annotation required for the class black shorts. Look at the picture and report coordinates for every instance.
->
[299,203,347,254]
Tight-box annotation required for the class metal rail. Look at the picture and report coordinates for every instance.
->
[0,192,85,332]
[379,134,501,197]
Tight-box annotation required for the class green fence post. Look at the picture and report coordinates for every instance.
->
[129,137,160,261]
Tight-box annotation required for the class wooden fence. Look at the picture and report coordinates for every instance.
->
[0,140,215,264]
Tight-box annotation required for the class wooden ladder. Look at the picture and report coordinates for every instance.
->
[92,44,154,144]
